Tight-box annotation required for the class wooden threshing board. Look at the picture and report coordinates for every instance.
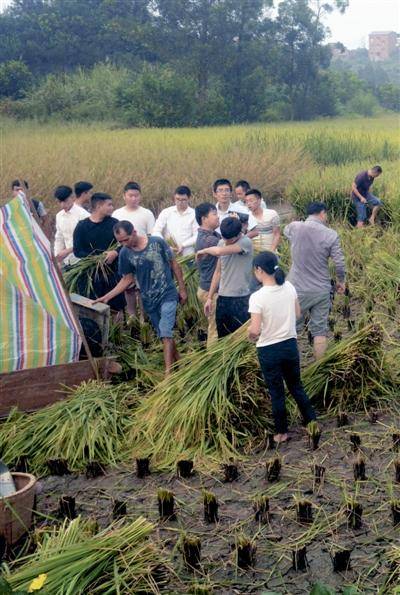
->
[0,358,108,417]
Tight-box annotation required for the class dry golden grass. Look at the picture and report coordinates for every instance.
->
[1,115,398,215]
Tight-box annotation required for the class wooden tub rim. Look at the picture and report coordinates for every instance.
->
[1,472,37,501]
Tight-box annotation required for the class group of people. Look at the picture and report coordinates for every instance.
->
[9,164,382,443]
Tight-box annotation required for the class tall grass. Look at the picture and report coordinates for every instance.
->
[237,127,399,165]
[1,115,399,216]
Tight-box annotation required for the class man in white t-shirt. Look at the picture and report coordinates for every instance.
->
[74,181,93,210]
[245,188,280,252]
[113,181,155,235]
[152,185,198,256]
[234,180,267,210]
[54,185,89,267]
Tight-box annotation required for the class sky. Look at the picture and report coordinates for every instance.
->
[325,0,400,49]
[0,0,399,50]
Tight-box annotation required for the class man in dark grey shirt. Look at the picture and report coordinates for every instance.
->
[284,202,346,360]
[195,203,221,347]
[351,165,382,227]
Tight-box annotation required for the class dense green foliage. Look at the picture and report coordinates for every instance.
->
[3,0,397,125]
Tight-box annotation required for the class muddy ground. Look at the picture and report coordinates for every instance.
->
[35,412,400,594]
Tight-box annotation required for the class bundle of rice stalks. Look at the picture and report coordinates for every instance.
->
[130,325,271,470]
[114,335,164,389]
[340,227,400,317]
[130,320,398,469]
[302,322,398,412]
[3,516,168,594]
[0,380,135,475]
[64,248,116,296]
[384,545,400,592]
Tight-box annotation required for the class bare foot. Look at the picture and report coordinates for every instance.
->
[274,433,288,443]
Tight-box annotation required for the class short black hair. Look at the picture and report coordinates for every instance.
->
[175,185,191,197]
[91,192,112,210]
[371,165,382,174]
[11,179,28,190]
[232,211,249,225]
[220,216,242,239]
[195,202,217,226]
[235,180,250,192]
[74,181,93,197]
[213,178,232,193]
[54,185,73,201]
[307,201,327,216]
[245,188,262,200]
[124,181,141,193]
[253,251,285,285]
[114,220,134,235]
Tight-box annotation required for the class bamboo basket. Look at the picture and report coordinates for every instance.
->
[0,472,36,544]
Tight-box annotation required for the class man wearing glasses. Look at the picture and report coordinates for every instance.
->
[153,185,198,256]
[212,178,258,238]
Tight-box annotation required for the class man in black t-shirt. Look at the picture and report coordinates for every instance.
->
[351,165,383,227]
[73,193,126,311]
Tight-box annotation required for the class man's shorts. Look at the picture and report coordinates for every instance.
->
[148,300,177,338]
[353,193,382,222]
[297,292,331,337]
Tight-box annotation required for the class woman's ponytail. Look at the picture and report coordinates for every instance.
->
[253,251,286,285]
[273,265,285,286]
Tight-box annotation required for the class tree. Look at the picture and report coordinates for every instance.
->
[0,0,155,75]
[151,0,274,122]
[377,83,400,111]
[273,0,348,119]
[0,60,32,98]
[0,0,352,125]
[115,64,196,127]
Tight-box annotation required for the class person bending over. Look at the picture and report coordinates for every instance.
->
[94,221,187,376]
[198,216,253,338]
[248,251,317,444]
[351,165,382,227]
[112,181,155,317]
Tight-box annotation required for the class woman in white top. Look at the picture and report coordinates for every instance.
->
[248,251,317,444]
